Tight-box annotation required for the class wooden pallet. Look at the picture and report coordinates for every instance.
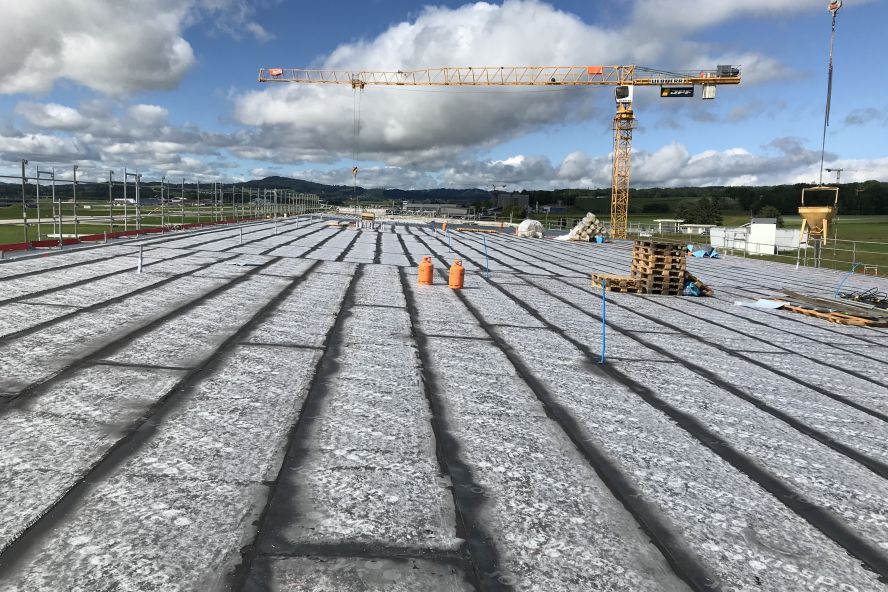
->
[634,240,684,251]
[591,273,645,293]
[629,263,687,282]
[648,287,683,296]
[633,244,684,253]
[631,253,685,263]
[781,304,888,327]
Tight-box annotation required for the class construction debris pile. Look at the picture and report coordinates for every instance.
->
[516,219,545,238]
[780,290,888,327]
[555,212,607,242]
[839,287,888,310]
[592,240,713,296]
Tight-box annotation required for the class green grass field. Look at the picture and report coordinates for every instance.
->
[0,202,270,246]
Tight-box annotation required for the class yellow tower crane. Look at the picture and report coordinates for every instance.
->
[259,65,741,238]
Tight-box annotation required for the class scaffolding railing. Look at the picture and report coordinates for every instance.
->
[0,163,321,254]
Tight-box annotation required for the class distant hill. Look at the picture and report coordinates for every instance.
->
[250,177,490,202]
[0,175,496,205]
[248,176,353,196]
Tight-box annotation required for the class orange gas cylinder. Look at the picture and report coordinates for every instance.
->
[418,256,434,285]
[441,222,448,232]
[449,259,464,289]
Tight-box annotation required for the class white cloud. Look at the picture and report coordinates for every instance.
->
[0,0,272,96]
[126,105,170,127]
[16,103,89,130]
[0,131,92,163]
[0,1,194,95]
[1,100,237,180]
[791,157,888,185]
[1,0,882,190]
[285,136,855,190]
[233,0,805,169]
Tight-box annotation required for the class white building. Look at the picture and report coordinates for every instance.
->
[710,218,800,255]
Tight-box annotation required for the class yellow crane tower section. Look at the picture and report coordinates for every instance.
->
[259,65,741,239]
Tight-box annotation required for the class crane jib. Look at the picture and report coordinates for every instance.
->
[256,64,740,239]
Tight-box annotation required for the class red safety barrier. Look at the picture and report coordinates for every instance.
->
[0,242,30,252]
[30,238,79,248]
[1,215,279,255]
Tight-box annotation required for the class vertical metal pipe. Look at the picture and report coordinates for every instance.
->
[136,173,141,230]
[181,178,185,226]
[196,180,201,225]
[55,167,63,248]
[600,280,607,364]
[109,170,114,233]
[72,165,79,238]
[123,167,128,231]
[161,176,166,228]
[20,159,29,246]
[36,165,41,240]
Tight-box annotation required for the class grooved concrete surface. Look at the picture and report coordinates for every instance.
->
[0,218,887,592]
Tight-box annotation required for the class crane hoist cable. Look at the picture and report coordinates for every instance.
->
[819,0,842,185]
[352,85,363,216]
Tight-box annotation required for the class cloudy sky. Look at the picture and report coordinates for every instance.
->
[0,0,886,189]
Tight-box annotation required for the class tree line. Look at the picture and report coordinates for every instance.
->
[524,181,888,216]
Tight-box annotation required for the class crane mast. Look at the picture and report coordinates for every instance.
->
[259,65,740,238]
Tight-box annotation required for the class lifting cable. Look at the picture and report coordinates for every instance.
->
[819,1,842,185]
[352,85,363,217]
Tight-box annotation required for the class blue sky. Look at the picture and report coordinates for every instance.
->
[1,0,886,189]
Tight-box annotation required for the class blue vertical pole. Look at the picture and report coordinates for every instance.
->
[483,235,490,278]
[448,230,452,253]
[600,280,607,364]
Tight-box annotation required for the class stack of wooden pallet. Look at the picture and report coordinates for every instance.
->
[629,241,686,295]
[592,240,714,296]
